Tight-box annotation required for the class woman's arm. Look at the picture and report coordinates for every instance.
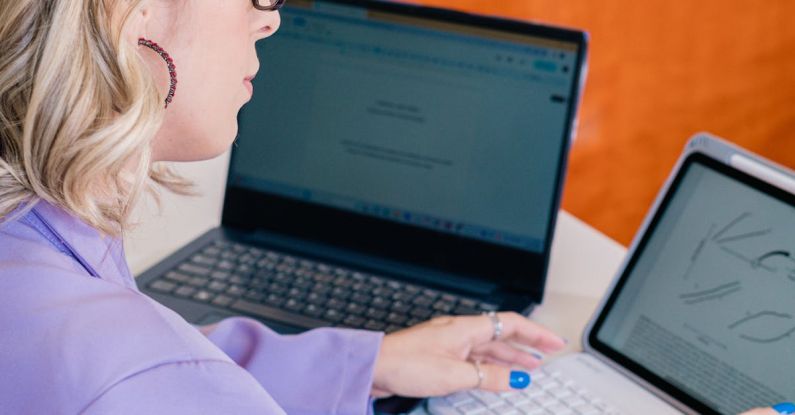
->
[202,317,383,415]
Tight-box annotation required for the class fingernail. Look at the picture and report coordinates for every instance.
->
[531,352,544,360]
[773,402,795,414]
[510,371,531,389]
[562,337,570,345]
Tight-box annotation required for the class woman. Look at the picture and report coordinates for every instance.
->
[0,1,788,414]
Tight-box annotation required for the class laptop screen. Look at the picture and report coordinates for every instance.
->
[590,153,795,414]
[225,0,586,302]
[231,0,581,253]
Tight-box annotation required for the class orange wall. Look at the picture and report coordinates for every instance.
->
[407,0,795,245]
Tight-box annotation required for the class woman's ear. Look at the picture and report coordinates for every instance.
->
[123,1,150,47]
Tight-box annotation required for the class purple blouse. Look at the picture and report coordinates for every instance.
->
[0,200,383,414]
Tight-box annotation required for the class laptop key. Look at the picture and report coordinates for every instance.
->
[403,284,421,294]
[177,263,211,277]
[211,295,234,308]
[363,320,386,331]
[323,309,344,323]
[174,285,196,298]
[453,306,480,315]
[165,271,191,283]
[412,295,434,307]
[306,292,326,305]
[210,270,230,281]
[244,290,264,302]
[248,278,267,289]
[371,296,389,309]
[433,300,454,313]
[149,280,176,293]
[333,277,353,288]
[188,276,209,287]
[385,325,402,333]
[218,260,235,270]
[268,283,288,295]
[303,304,323,318]
[193,290,214,303]
[351,282,369,292]
[372,287,394,298]
[390,301,411,314]
[410,307,432,319]
[311,284,331,295]
[202,246,221,257]
[264,293,285,307]
[345,302,366,316]
[287,287,304,298]
[207,281,228,292]
[220,251,238,261]
[386,313,407,325]
[343,315,366,327]
[293,278,312,290]
[422,288,440,299]
[231,299,326,329]
[226,285,245,297]
[229,274,247,285]
[351,293,371,304]
[284,299,304,312]
[330,287,350,300]
[391,291,414,302]
[440,293,459,303]
[405,318,422,326]
[190,254,217,267]
[365,308,387,320]
[326,298,345,310]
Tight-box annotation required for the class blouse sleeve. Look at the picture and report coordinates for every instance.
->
[81,359,287,415]
[202,317,384,415]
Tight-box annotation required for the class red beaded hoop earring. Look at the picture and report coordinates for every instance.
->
[138,38,177,108]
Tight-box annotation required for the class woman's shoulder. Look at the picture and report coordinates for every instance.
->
[0,249,235,413]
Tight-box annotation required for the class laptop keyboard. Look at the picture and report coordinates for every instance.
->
[146,240,497,332]
[426,366,622,415]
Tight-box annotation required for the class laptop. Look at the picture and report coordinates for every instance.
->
[427,133,795,415]
[139,0,587,332]
[138,1,585,411]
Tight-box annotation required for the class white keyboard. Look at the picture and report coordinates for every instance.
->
[425,367,622,415]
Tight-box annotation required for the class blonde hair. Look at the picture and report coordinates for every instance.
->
[0,0,191,236]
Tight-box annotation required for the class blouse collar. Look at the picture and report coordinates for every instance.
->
[28,199,136,289]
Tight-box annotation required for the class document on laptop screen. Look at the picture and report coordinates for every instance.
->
[597,162,795,414]
[232,1,580,253]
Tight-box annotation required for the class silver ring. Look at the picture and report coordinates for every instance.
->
[485,311,503,341]
[472,360,485,389]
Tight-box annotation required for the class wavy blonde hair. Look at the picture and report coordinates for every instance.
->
[0,0,191,236]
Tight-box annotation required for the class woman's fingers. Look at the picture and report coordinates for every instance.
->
[472,361,532,393]
[470,341,542,370]
[440,359,527,393]
[461,312,566,353]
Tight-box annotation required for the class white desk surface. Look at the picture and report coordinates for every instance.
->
[125,152,629,361]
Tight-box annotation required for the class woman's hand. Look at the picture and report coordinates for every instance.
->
[371,312,566,398]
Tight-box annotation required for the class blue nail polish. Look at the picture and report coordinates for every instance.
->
[773,402,795,414]
[510,371,531,389]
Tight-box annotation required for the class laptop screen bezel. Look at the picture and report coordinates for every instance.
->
[223,0,588,303]
[586,150,795,415]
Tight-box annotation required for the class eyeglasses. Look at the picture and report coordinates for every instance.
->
[252,0,286,11]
